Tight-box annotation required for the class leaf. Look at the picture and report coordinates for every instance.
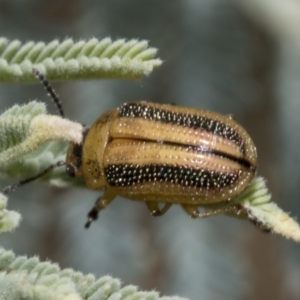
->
[0,38,162,83]
[0,101,82,169]
[234,177,300,242]
[0,193,21,233]
[0,248,187,300]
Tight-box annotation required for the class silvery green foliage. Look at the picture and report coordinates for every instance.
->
[0,248,187,300]
[233,177,300,242]
[1,1,300,300]
[0,38,162,82]
[0,101,46,153]
[0,193,21,232]
[0,101,82,186]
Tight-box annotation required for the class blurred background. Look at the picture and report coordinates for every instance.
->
[0,0,300,299]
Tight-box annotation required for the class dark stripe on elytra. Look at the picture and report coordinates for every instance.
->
[105,163,240,189]
[185,145,254,170]
[119,103,246,153]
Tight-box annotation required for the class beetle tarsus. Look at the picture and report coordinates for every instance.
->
[85,218,93,229]
[146,202,172,216]
[151,210,159,216]
[85,208,99,229]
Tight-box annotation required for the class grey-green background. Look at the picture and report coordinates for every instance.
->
[1,1,300,299]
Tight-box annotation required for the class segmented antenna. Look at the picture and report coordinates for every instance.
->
[1,161,66,195]
[32,68,65,118]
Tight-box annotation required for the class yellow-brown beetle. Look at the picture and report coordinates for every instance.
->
[66,101,257,228]
[3,70,258,228]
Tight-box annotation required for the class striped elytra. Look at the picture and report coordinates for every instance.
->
[66,101,257,226]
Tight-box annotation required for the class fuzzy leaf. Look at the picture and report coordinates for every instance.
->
[0,38,162,83]
[0,101,46,153]
[0,193,21,232]
[0,248,187,300]
[233,177,300,242]
[0,101,83,169]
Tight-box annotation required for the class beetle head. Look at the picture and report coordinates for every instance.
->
[66,127,89,177]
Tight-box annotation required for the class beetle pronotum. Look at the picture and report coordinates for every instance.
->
[3,69,259,229]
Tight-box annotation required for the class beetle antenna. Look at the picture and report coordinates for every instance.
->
[32,68,65,118]
[1,161,66,195]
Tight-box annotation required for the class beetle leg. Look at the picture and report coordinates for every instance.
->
[85,189,116,228]
[182,204,272,232]
[146,202,172,216]
[181,204,242,219]
[223,204,271,232]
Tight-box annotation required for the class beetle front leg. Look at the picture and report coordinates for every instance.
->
[85,189,116,228]
[146,202,172,216]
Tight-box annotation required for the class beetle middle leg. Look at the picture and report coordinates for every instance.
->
[85,189,116,228]
[146,202,172,216]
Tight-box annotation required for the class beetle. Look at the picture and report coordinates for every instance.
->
[65,100,258,228]
[3,69,258,228]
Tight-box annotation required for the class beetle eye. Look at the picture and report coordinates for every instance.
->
[66,164,77,177]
